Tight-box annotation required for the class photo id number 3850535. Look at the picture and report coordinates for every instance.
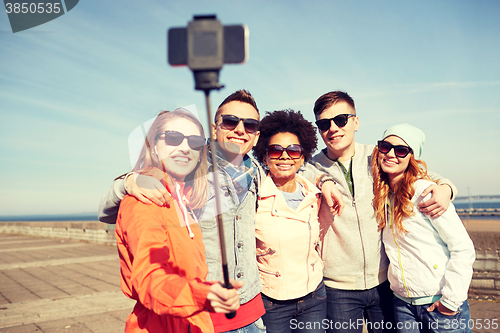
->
[444,318,498,330]
[5,2,62,14]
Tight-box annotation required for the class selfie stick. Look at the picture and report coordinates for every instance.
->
[169,14,240,319]
[203,87,237,319]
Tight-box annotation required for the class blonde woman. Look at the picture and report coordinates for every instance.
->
[115,109,241,333]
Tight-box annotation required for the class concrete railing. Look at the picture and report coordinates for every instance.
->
[1,220,499,299]
[470,250,500,300]
[0,221,116,246]
[457,208,500,217]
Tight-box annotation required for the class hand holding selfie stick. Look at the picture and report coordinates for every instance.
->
[168,15,248,319]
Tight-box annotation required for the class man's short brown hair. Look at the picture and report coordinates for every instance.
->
[215,90,259,121]
[313,91,355,117]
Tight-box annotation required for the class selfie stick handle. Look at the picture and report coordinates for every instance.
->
[204,90,237,320]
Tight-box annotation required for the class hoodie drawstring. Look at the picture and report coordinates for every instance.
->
[175,182,195,239]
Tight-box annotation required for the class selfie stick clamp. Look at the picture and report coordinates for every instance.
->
[193,70,224,91]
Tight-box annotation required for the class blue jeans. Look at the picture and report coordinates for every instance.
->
[393,297,472,333]
[224,318,267,333]
[262,280,327,333]
[325,280,395,333]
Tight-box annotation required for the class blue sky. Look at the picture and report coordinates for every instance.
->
[1,0,499,216]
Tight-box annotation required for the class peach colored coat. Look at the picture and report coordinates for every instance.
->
[255,174,323,300]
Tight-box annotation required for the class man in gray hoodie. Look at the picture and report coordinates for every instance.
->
[309,91,456,333]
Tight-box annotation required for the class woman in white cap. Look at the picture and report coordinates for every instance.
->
[371,123,475,333]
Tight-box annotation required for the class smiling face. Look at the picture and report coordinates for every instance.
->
[212,101,260,162]
[378,135,412,187]
[316,102,359,161]
[155,117,202,182]
[265,132,304,188]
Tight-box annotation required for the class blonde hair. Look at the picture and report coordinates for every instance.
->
[371,147,432,233]
[133,109,208,209]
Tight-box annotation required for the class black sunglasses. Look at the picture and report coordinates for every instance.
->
[158,131,206,151]
[315,114,356,132]
[267,144,303,159]
[377,140,412,158]
[216,114,260,134]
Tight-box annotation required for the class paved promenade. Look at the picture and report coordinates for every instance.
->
[1,233,500,332]
[0,234,134,332]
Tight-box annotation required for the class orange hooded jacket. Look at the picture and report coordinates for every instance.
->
[115,173,214,333]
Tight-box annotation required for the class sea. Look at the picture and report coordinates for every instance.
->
[452,198,500,220]
[454,199,500,210]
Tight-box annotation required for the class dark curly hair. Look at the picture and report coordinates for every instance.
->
[253,109,317,164]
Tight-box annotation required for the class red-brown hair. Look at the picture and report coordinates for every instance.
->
[371,147,432,233]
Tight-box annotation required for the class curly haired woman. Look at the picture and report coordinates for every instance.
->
[252,110,326,333]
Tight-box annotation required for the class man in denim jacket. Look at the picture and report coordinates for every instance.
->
[194,90,266,332]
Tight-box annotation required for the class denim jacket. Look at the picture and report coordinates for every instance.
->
[194,157,264,304]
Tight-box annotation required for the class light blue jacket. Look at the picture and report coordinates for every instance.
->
[195,157,264,304]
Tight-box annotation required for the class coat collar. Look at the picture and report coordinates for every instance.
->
[260,173,319,197]
[259,174,320,220]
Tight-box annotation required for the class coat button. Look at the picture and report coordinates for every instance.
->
[237,273,243,278]
[237,242,243,249]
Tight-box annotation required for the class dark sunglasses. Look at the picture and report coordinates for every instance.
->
[216,114,260,134]
[315,114,356,132]
[158,131,206,151]
[267,144,303,159]
[377,140,413,158]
